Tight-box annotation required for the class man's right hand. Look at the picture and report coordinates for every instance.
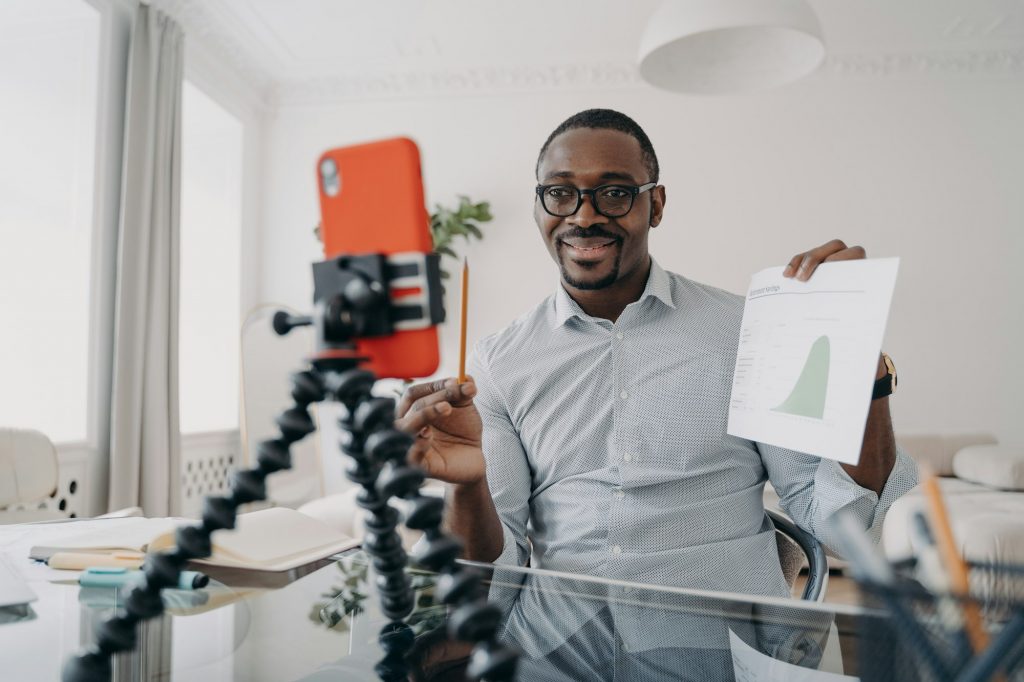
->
[395,377,485,485]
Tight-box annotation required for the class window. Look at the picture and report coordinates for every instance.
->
[178,81,243,434]
[0,0,100,444]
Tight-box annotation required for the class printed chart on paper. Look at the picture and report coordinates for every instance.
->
[727,258,899,465]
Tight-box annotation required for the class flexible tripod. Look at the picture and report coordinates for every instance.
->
[63,252,517,682]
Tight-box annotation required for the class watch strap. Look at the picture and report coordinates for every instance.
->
[872,373,893,400]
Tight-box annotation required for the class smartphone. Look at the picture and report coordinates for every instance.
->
[316,137,441,379]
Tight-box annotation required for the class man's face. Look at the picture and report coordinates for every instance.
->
[535,128,665,291]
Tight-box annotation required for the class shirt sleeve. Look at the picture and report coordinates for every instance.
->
[759,440,919,556]
[469,347,532,567]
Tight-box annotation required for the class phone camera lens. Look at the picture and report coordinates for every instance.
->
[320,157,341,196]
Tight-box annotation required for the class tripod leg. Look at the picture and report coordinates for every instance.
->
[62,368,326,682]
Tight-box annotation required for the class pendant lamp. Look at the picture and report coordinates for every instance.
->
[637,0,826,94]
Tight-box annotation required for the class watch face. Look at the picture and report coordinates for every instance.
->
[882,353,897,391]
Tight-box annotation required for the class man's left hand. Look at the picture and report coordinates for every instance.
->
[783,239,866,281]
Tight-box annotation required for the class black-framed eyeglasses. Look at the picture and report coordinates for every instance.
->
[535,182,656,218]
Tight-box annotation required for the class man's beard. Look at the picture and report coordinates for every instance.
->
[557,247,622,290]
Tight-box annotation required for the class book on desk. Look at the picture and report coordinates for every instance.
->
[29,507,359,583]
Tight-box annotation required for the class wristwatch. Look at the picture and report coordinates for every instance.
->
[872,352,897,400]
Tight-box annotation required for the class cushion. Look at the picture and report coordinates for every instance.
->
[953,444,1024,491]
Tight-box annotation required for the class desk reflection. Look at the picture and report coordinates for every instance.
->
[395,565,838,682]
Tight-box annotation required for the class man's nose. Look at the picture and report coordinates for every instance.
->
[569,194,604,229]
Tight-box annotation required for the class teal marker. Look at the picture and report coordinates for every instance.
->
[78,567,209,590]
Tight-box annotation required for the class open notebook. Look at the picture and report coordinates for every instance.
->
[30,508,359,573]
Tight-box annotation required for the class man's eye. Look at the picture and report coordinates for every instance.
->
[601,188,630,199]
[547,187,574,198]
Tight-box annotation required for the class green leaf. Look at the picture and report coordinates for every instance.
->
[436,245,457,258]
[472,202,493,222]
[464,222,483,240]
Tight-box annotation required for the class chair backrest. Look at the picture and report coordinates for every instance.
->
[0,428,58,508]
[240,305,323,507]
[767,509,828,602]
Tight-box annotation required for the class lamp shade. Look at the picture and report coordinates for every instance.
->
[637,0,826,94]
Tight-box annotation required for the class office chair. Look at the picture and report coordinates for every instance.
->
[768,509,829,602]
[0,427,62,524]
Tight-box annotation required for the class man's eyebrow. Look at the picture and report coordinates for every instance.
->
[598,171,639,183]
[541,170,640,183]
[542,171,574,182]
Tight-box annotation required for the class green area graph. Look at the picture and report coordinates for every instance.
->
[771,335,830,419]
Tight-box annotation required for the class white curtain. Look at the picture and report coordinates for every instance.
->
[107,5,184,516]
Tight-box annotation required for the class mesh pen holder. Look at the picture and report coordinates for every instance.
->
[856,559,1024,682]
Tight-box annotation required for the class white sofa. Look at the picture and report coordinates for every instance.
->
[882,434,1024,568]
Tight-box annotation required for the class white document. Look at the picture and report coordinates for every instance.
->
[727,258,899,465]
[729,629,858,682]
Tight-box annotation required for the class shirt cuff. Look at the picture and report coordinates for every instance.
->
[813,445,919,544]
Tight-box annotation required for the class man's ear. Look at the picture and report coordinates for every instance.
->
[649,185,666,228]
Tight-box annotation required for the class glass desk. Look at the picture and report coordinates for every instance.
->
[2,549,897,681]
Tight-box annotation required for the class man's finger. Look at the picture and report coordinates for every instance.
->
[448,376,477,407]
[783,253,805,278]
[793,239,849,281]
[396,377,478,418]
[395,401,452,434]
[409,388,461,416]
[823,245,866,262]
[397,378,453,418]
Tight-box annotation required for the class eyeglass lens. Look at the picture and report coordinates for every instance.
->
[542,186,634,217]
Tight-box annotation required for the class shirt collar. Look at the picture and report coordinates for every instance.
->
[552,257,676,328]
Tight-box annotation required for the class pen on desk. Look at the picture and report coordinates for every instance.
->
[78,567,209,590]
[457,258,469,384]
[47,551,144,570]
[920,465,989,653]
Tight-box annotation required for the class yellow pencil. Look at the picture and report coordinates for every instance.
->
[920,465,989,653]
[457,258,469,384]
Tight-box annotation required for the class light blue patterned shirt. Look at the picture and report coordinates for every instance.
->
[469,258,917,598]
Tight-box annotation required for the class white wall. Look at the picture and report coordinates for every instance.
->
[254,75,1024,446]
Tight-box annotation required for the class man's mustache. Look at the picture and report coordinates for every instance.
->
[555,227,623,243]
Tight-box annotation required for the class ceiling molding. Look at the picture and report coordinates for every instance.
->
[270,49,1024,107]
[154,0,274,107]
[820,49,1024,79]
[150,0,1024,108]
[268,63,646,107]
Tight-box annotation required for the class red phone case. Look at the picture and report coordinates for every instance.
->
[316,137,440,379]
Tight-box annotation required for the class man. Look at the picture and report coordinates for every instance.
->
[396,109,917,598]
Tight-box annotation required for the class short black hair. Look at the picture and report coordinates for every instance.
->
[535,108,660,183]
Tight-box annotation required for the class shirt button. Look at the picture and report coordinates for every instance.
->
[616,332,624,340]
[613,489,625,500]
[611,545,622,555]
[619,390,628,400]
[622,453,633,463]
